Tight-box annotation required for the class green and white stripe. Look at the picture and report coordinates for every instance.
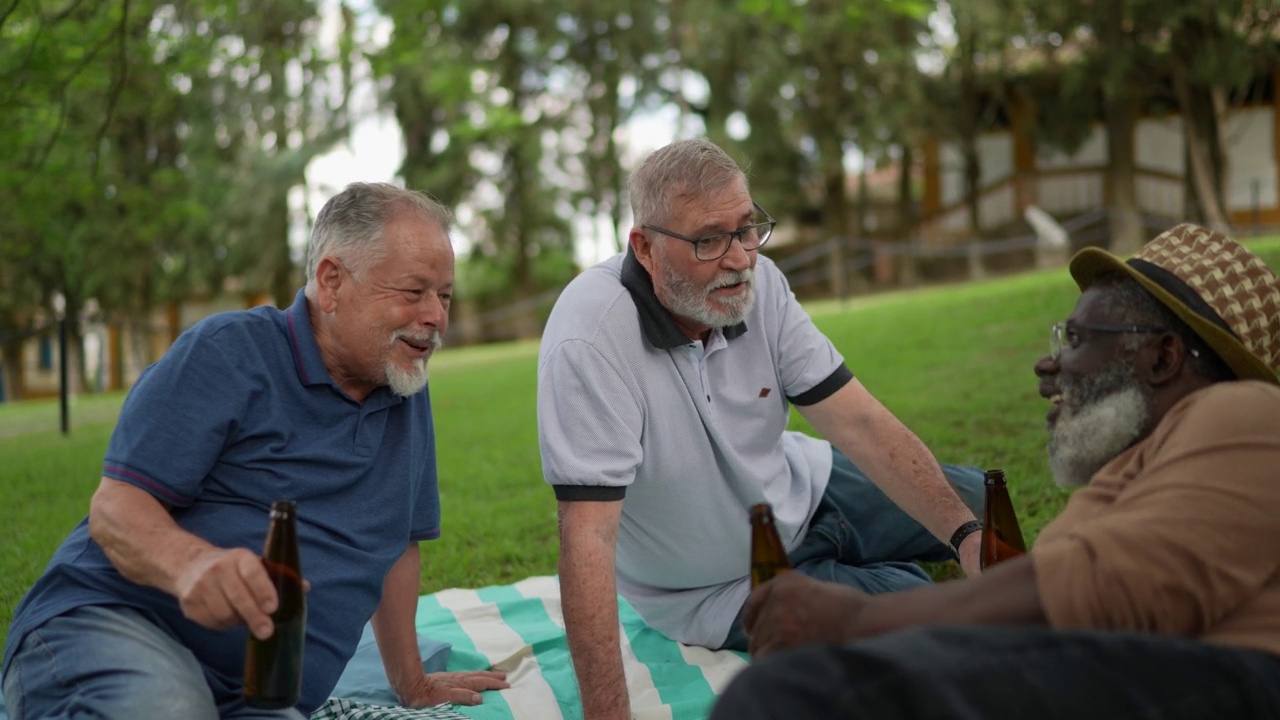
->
[311,576,748,720]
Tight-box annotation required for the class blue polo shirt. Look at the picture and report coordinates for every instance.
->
[2,289,441,714]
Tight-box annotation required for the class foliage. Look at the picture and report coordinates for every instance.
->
[1,0,351,390]
[991,0,1280,236]
[4,0,1279,376]
[370,1,670,326]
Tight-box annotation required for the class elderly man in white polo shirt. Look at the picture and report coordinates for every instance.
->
[536,137,984,720]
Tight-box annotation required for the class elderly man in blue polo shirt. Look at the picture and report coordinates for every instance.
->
[537,138,985,720]
[2,183,507,719]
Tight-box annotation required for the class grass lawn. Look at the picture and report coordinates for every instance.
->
[4,237,1279,651]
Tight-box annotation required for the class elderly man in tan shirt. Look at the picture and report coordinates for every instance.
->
[711,223,1280,720]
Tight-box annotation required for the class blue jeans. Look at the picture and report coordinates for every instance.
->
[1,604,306,720]
[710,626,1280,720]
[721,451,985,651]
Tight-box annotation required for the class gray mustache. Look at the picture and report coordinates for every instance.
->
[711,270,753,290]
[394,331,443,351]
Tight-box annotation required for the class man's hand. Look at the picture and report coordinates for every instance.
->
[743,572,869,658]
[393,670,509,707]
[172,547,280,639]
[957,531,982,577]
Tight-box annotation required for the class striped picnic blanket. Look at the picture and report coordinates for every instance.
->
[311,575,749,720]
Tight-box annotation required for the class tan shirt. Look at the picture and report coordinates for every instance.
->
[1033,380,1280,658]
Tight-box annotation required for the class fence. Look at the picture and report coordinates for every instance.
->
[448,209,1280,344]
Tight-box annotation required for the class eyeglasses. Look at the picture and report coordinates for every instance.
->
[1050,321,1167,360]
[642,202,777,261]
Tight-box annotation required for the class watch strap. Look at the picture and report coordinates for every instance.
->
[948,520,983,558]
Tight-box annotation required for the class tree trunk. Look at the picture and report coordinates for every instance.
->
[957,9,984,279]
[857,160,875,283]
[508,141,540,340]
[268,196,294,308]
[896,143,918,286]
[1172,60,1232,232]
[1,339,24,401]
[1104,93,1144,253]
[822,160,850,299]
[1101,0,1144,254]
[269,43,298,308]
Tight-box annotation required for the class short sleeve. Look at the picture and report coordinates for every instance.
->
[409,395,442,541]
[537,338,643,497]
[102,325,250,506]
[765,262,849,403]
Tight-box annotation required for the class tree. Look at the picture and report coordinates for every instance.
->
[1165,0,1280,232]
[0,0,350,394]
[673,0,937,294]
[374,1,679,339]
[561,0,665,254]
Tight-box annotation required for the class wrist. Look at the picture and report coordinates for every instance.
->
[948,520,983,559]
[387,659,425,691]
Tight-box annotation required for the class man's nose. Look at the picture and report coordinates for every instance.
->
[418,294,449,328]
[720,236,752,270]
[1033,353,1058,379]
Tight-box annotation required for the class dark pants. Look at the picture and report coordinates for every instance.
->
[710,626,1280,720]
[721,451,985,651]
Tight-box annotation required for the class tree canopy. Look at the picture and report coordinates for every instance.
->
[3,0,1275,390]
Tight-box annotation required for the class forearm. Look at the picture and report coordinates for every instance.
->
[560,551,630,720]
[857,552,1047,634]
[806,380,975,544]
[853,418,976,543]
[88,477,218,595]
[372,543,425,698]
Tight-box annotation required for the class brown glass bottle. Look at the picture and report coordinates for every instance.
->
[980,469,1027,570]
[749,502,792,588]
[243,500,306,709]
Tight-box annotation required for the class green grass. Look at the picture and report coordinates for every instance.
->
[4,236,1279,651]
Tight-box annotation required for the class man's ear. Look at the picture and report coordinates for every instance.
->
[630,228,655,274]
[1147,332,1188,386]
[314,256,344,313]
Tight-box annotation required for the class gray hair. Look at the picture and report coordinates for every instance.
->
[627,138,748,228]
[1097,273,1234,382]
[305,182,454,285]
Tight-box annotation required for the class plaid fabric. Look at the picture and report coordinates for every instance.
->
[310,699,472,720]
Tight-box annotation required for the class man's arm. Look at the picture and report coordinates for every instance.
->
[371,543,508,707]
[745,552,1047,656]
[798,378,982,573]
[558,499,630,720]
[88,476,278,639]
[88,476,281,632]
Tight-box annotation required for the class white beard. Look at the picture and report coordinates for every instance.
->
[656,258,755,329]
[384,330,441,397]
[1047,363,1151,489]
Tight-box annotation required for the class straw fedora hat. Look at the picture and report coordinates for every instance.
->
[1068,223,1280,385]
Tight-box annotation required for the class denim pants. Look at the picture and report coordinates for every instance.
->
[721,451,985,651]
[709,625,1280,720]
[1,604,306,720]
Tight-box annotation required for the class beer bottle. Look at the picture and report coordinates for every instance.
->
[243,500,306,709]
[749,502,792,588]
[980,469,1027,570]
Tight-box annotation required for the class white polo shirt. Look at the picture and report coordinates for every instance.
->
[536,250,851,647]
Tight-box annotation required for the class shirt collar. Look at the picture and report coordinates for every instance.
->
[284,288,403,407]
[620,248,748,350]
[285,288,331,388]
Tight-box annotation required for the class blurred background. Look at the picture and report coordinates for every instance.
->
[3,0,1279,402]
